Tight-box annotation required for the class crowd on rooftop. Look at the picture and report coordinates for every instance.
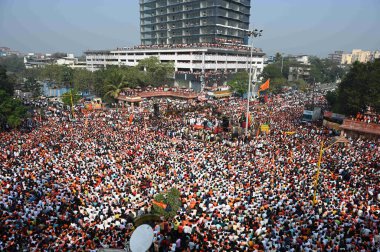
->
[0,90,379,251]
[115,42,262,53]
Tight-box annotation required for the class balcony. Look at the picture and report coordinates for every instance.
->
[340,119,380,136]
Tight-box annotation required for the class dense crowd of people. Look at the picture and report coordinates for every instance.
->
[352,112,380,124]
[175,70,233,86]
[0,91,379,251]
[116,43,262,53]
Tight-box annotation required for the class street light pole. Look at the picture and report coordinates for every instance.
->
[245,29,263,136]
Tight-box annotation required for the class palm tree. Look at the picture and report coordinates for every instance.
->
[104,72,128,99]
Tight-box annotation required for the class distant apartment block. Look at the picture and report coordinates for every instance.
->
[371,50,380,61]
[0,46,22,57]
[286,55,311,82]
[24,53,86,69]
[140,0,251,45]
[328,50,344,64]
[340,49,375,65]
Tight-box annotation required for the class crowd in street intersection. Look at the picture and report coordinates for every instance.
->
[0,91,379,251]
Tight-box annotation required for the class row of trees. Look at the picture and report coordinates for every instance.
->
[227,53,347,96]
[1,55,174,101]
[20,57,174,100]
[0,66,27,128]
[326,59,380,115]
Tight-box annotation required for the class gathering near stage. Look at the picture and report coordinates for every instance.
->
[0,91,379,251]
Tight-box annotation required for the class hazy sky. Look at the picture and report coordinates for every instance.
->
[1,0,379,57]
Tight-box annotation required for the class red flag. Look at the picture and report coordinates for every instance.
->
[259,79,270,91]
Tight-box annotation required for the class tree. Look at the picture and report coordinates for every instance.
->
[24,77,42,98]
[137,57,174,87]
[61,66,74,86]
[309,57,346,83]
[325,90,338,108]
[152,187,181,219]
[330,59,380,115]
[123,67,145,88]
[51,52,67,59]
[261,63,283,81]
[0,65,14,96]
[0,89,27,129]
[269,77,287,93]
[73,68,93,92]
[93,69,108,97]
[61,89,81,117]
[290,79,308,92]
[104,72,128,99]
[41,65,71,87]
[0,55,25,73]
[227,71,249,96]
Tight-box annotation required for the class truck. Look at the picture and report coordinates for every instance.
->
[302,107,321,122]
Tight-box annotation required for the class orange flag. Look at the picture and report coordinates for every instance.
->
[152,200,167,209]
[259,79,270,91]
[128,113,134,125]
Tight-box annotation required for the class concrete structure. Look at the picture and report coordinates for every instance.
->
[56,54,87,69]
[328,50,344,64]
[24,53,55,69]
[24,53,86,69]
[288,66,311,82]
[286,55,311,82]
[288,54,310,65]
[371,50,380,62]
[140,0,251,45]
[85,46,265,82]
[340,119,380,138]
[341,49,372,65]
[85,0,265,89]
[0,47,22,57]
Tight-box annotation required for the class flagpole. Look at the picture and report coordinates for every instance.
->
[245,40,253,136]
[245,28,263,137]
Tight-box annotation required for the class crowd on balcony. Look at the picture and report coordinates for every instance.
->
[0,91,379,251]
[116,42,262,53]
[352,111,380,124]
[175,70,233,86]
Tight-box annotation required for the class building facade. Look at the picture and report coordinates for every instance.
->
[286,55,311,82]
[341,49,372,65]
[140,0,251,45]
[85,46,265,88]
[328,51,344,64]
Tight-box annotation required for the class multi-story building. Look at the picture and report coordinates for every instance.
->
[85,0,265,89]
[370,50,380,62]
[24,53,87,69]
[341,49,372,65]
[286,55,311,82]
[328,51,344,64]
[0,47,22,57]
[140,0,251,45]
[85,45,265,88]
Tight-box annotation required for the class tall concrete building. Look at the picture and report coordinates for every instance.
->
[140,0,251,45]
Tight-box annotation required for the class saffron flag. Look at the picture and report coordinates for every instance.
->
[128,113,134,125]
[152,200,167,209]
[259,79,270,91]
[248,113,252,126]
